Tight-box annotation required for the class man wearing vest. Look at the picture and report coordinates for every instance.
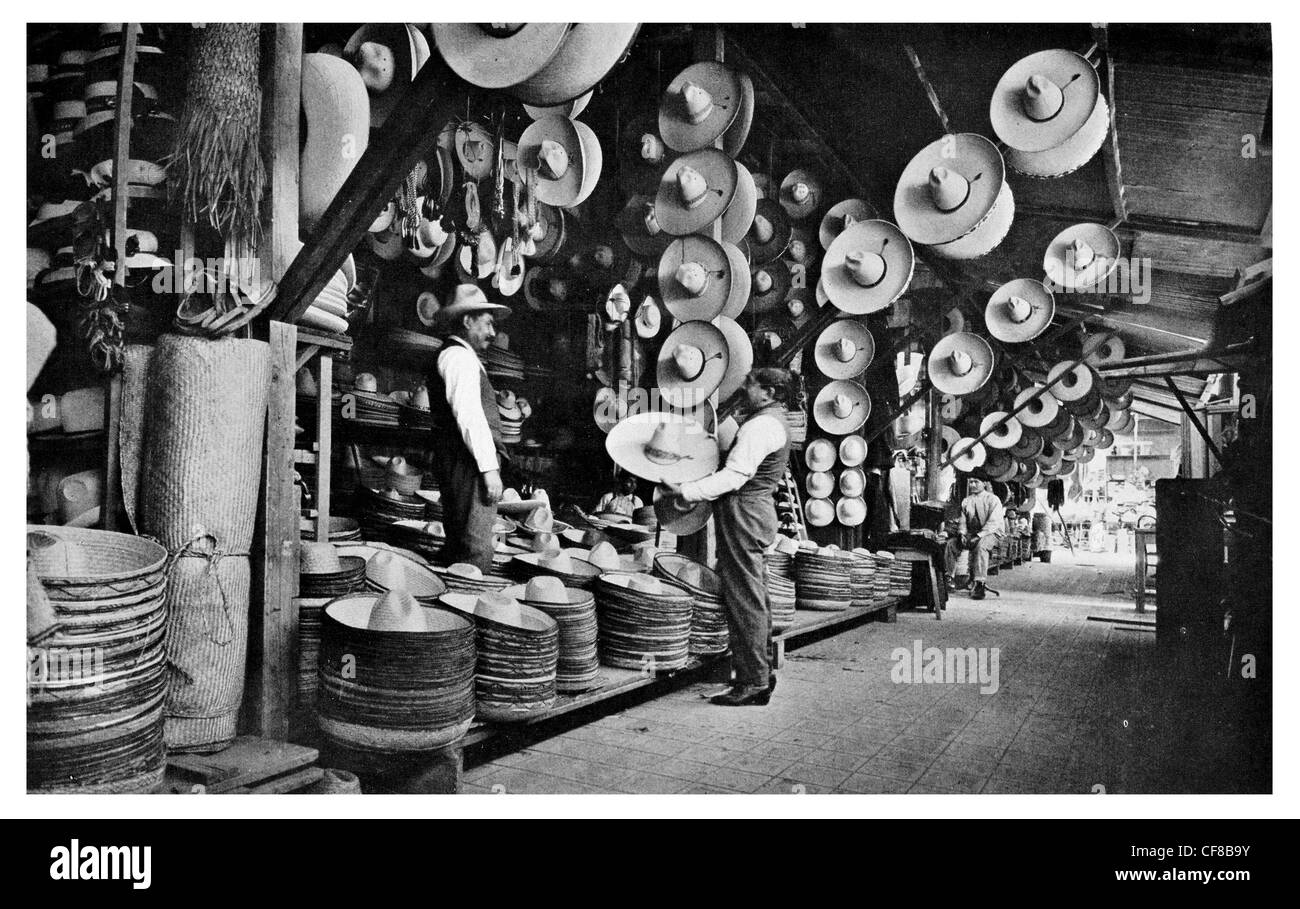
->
[427,285,511,572]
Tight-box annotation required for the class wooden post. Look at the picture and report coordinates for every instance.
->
[315,354,334,541]
[260,24,303,280]
[253,321,299,739]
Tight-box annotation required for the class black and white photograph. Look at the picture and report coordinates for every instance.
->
[17,9,1282,830]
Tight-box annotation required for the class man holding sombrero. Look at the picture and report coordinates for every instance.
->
[426,284,512,571]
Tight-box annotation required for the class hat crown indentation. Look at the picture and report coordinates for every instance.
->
[1022,74,1065,122]
[832,393,855,418]
[675,262,709,297]
[950,349,974,377]
[753,269,774,294]
[790,181,811,204]
[1070,238,1096,270]
[845,250,887,288]
[834,337,857,362]
[1006,295,1034,323]
[537,139,570,181]
[680,81,715,124]
[672,343,706,380]
[677,166,708,209]
[639,133,666,164]
[928,166,971,213]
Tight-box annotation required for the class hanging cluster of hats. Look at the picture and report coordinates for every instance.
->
[28,24,177,372]
[801,434,869,529]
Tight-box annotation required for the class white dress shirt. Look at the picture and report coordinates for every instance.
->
[679,413,788,503]
[438,336,499,474]
[960,490,1006,539]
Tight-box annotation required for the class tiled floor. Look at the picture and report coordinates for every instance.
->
[462,551,1267,794]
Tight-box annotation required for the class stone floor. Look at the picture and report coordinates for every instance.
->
[461,551,1266,794]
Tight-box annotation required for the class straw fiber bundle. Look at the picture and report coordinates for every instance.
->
[136,334,269,751]
[169,23,265,256]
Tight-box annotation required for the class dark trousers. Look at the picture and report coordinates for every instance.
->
[432,447,495,572]
[714,494,777,688]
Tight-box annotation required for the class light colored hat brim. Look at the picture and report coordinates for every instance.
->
[720,160,758,245]
[779,169,823,220]
[634,299,664,339]
[990,49,1102,153]
[518,115,586,207]
[1043,222,1121,291]
[813,380,871,434]
[981,412,1024,450]
[819,198,879,250]
[512,23,639,106]
[719,242,752,319]
[1007,94,1110,178]
[839,468,867,497]
[821,220,915,316]
[299,307,349,334]
[805,471,834,499]
[523,90,593,120]
[658,61,743,152]
[804,499,835,528]
[950,438,987,471]
[941,426,961,450]
[894,133,1006,247]
[804,438,837,472]
[433,297,512,328]
[656,320,729,408]
[572,120,603,207]
[836,496,867,527]
[985,278,1055,343]
[927,332,995,396]
[1047,360,1099,404]
[616,194,672,259]
[1083,333,1125,366]
[431,23,570,90]
[722,71,755,157]
[657,235,732,322]
[813,320,875,379]
[715,316,753,400]
[838,434,868,467]
[606,411,720,484]
[345,24,429,127]
[746,198,792,265]
[653,148,738,237]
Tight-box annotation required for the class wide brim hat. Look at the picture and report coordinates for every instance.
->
[433,285,511,328]
[719,160,758,246]
[657,235,734,322]
[1043,222,1120,292]
[804,498,835,528]
[300,53,370,234]
[814,320,875,379]
[981,411,1024,450]
[813,380,871,435]
[927,332,995,396]
[518,114,587,207]
[748,259,793,316]
[616,194,672,259]
[511,23,639,106]
[658,61,743,152]
[722,70,755,157]
[345,24,430,127]
[779,168,823,220]
[430,23,571,90]
[986,277,1055,343]
[651,487,711,536]
[656,320,729,408]
[838,467,867,498]
[745,198,793,266]
[836,496,867,527]
[838,434,867,467]
[1083,333,1125,366]
[456,233,497,280]
[527,203,567,263]
[822,220,915,316]
[949,438,987,472]
[718,242,753,319]
[1047,360,1100,405]
[523,90,593,120]
[804,437,836,472]
[653,148,738,237]
[1016,384,1066,430]
[805,470,834,499]
[715,316,753,401]
[894,132,1007,247]
[606,411,719,484]
[634,297,664,339]
[819,198,879,250]
[991,49,1103,154]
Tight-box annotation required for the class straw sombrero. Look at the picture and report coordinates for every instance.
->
[720,160,759,245]
[746,198,792,265]
[1083,333,1125,367]
[511,23,639,106]
[985,278,1055,343]
[658,61,744,152]
[615,194,671,259]
[804,498,834,528]
[839,434,867,468]
[656,320,729,408]
[523,91,592,120]
[748,260,793,316]
[430,24,570,90]
[345,24,430,127]
[300,54,370,234]
[1043,222,1120,292]
[813,321,875,379]
[779,168,823,220]
[927,332,995,396]
[813,380,871,434]
[819,199,879,251]
[650,487,710,536]
[821,220,915,316]
[894,133,1012,259]
[518,114,587,208]
[1047,360,1100,405]
[653,148,738,237]
[805,438,836,472]
[836,496,867,527]
[715,316,753,401]
[806,471,834,499]
[1015,385,1071,435]
[838,467,867,498]
[717,243,753,319]
[981,411,1024,451]
[605,411,720,484]
[634,297,664,339]
[949,438,987,472]
[526,203,567,263]
[657,235,735,322]
[991,49,1108,177]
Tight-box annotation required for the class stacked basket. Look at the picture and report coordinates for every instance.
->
[594,574,693,671]
[27,526,171,793]
[794,546,854,611]
[652,553,728,657]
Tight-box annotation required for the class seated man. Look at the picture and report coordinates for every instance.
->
[944,478,1005,600]
[594,474,643,521]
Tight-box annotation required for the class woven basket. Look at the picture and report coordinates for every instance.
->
[27,526,167,602]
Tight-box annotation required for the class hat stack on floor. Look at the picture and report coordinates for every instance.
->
[364,550,449,602]
[765,536,799,632]
[317,592,477,751]
[358,486,426,540]
[295,597,328,709]
[848,549,877,608]
[594,573,693,671]
[794,544,854,611]
[510,549,603,590]
[437,591,559,722]
[880,551,912,599]
[347,375,401,427]
[503,577,600,693]
[434,562,514,596]
[299,542,367,598]
[652,553,728,657]
[495,390,527,445]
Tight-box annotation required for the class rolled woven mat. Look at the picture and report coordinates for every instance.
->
[135,334,269,751]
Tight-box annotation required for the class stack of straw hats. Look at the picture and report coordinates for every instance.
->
[299,542,367,598]
[794,545,854,611]
[594,573,693,671]
[653,553,728,657]
[503,577,600,693]
[765,536,800,632]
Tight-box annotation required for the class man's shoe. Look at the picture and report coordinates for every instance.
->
[971,581,986,600]
[710,685,771,707]
[945,577,957,592]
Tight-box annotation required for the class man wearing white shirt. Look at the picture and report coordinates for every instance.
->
[426,285,511,571]
[944,477,1005,600]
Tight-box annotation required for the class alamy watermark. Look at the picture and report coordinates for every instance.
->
[28,646,106,702]
[1045,249,1153,305]
[891,639,1000,694]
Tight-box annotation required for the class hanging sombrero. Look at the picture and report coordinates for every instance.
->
[985,277,1055,343]
[821,220,915,316]
[927,332,995,396]
[657,235,735,322]
[658,61,744,152]
[745,198,792,265]
[812,380,871,435]
[813,320,875,379]
[430,24,571,90]
[510,23,639,107]
[656,320,729,409]
[990,49,1109,178]
[894,132,1013,260]
[345,23,430,127]
[779,168,823,220]
[606,412,720,484]
[653,148,738,237]
[819,198,879,250]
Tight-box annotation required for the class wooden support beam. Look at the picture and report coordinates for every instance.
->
[1091,24,1130,226]
[314,354,333,543]
[252,320,299,740]
[259,24,303,283]
[266,57,465,324]
[1165,376,1226,464]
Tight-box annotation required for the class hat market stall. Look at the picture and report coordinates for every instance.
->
[25,21,1270,799]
